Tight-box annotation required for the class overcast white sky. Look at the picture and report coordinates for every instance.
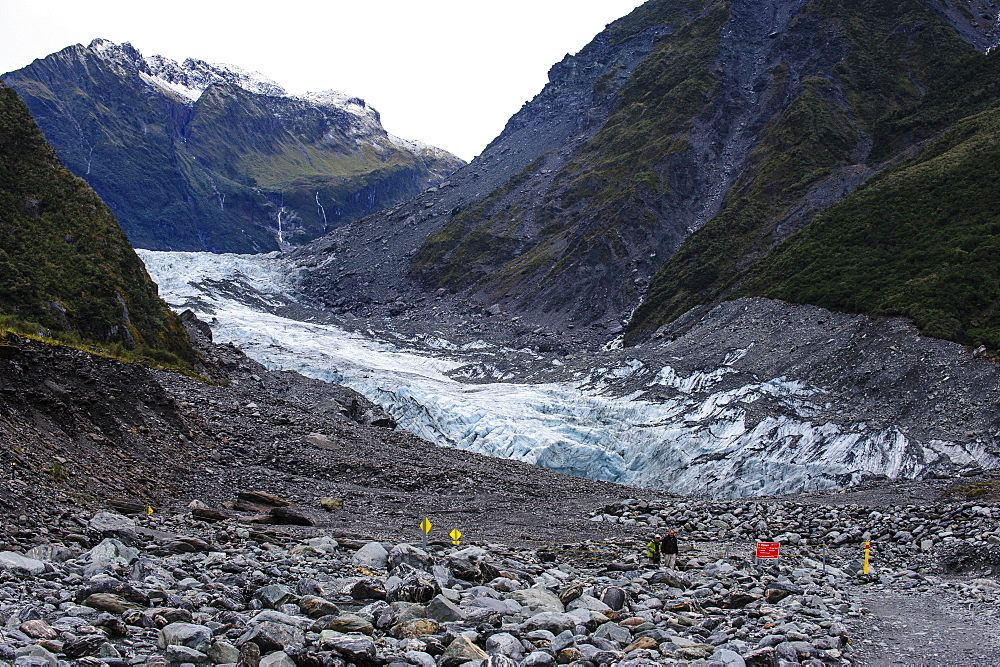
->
[0,0,646,161]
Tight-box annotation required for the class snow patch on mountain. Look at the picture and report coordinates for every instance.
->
[88,39,286,101]
[137,71,201,102]
[301,90,377,120]
[144,53,286,99]
[90,38,371,121]
[138,250,998,498]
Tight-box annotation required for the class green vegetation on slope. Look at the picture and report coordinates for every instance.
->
[555,0,727,211]
[738,105,1000,350]
[627,0,988,342]
[0,82,195,368]
[413,0,727,307]
[628,76,863,333]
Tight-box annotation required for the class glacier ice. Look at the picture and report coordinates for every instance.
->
[139,250,998,498]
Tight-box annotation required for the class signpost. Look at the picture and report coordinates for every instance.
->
[863,541,870,574]
[449,529,462,546]
[756,542,780,563]
[420,517,432,549]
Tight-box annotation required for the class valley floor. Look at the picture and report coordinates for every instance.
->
[851,581,1000,665]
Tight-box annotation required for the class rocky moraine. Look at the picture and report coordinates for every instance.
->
[0,477,998,666]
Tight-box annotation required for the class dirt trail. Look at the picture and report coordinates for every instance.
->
[851,582,1000,665]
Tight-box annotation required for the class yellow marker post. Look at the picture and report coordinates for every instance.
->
[420,517,432,549]
[863,541,871,575]
[449,529,462,546]
[146,506,154,516]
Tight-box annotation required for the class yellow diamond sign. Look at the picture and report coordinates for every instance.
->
[420,517,433,534]
[449,529,462,545]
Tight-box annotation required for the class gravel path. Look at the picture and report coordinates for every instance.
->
[851,581,1000,665]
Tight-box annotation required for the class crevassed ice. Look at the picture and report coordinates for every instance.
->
[139,250,999,498]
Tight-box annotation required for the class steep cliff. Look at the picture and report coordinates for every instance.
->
[628,0,1000,346]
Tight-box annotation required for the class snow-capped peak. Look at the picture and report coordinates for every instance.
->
[82,39,453,157]
[88,38,138,60]
[145,54,286,100]
[387,132,452,158]
[87,39,285,102]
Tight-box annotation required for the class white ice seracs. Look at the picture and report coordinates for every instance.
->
[139,250,999,498]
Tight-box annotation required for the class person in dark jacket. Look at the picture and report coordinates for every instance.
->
[646,534,662,566]
[663,529,679,569]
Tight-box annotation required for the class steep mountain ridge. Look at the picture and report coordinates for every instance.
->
[2,39,463,253]
[0,82,193,364]
[628,0,1000,344]
[293,0,999,350]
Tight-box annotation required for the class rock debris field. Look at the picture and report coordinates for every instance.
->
[0,485,998,666]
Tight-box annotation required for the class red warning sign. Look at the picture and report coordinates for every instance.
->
[756,542,780,559]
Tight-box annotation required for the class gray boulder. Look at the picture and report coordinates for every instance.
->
[439,635,489,667]
[24,544,76,563]
[386,565,441,603]
[247,610,310,629]
[599,586,627,611]
[510,585,564,613]
[207,641,240,664]
[485,632,524,659]
[388,543,434,573]
[0,552,45,576]
[158,622,212,654]
[523,651,556,666]
[424,594,466,622]
[81,538,139,577]
[594,621,631,645]
[323,635,376,662]
[88,511,138,544]
[521,611,577,635]
[352,542,389,569]
[259,651,296,667]
[567,594,612,613]
[237,621,305,653]
[253,584,296,609]
[164,645,209,664]
[13,645,58,667]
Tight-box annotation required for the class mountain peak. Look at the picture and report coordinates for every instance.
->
[87,37,143,64]
[85,38,286,102]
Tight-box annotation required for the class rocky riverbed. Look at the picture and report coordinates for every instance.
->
[0,507,872,666]
[0,478,997,666]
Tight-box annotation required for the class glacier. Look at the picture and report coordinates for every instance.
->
[139,250,997,498]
